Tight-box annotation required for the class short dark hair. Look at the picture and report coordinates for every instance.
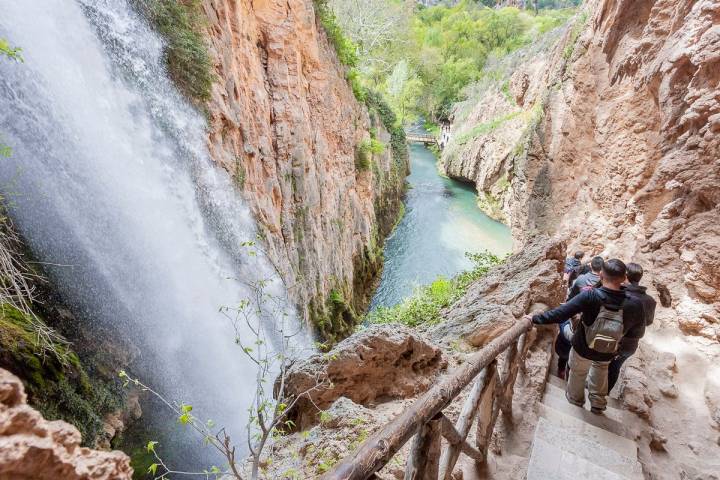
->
[590,256,604,272]
[603,258,627,280]
[626,262,643,283]
[574,251,585,260]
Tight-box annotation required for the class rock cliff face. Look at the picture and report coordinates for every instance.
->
[0,368,132,480]
[200,0,407,341]
[442,0,720,476]
[445,0,720,343]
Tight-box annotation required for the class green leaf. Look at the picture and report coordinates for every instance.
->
[146,440,158,453]
[147,463,159,475]
[181,404,193,414]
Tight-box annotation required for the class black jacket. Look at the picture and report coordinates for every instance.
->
[617,283,657,354]
[532,287,645,361]
[568,271,600,300]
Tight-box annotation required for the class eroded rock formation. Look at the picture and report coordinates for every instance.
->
[442,0,720,476]
[200,0,407,341]
[431,235,566,347]
[0,368,132,480]
[283,324,446,429]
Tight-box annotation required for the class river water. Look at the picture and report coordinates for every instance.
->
[371,143,512,309]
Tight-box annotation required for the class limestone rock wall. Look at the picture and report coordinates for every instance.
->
[442,1,720,476]
[445,0,720,342]
[0,368,132,480]
[201,0,407,341]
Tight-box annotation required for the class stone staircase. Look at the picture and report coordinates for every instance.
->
[526,374,644,480]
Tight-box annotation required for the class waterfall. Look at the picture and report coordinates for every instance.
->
[0,0,299,466]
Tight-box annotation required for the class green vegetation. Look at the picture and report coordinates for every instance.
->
[132,0,213,102]
[356,137,385,171]
[327,1,575,124]
[455,110,522,144]
[366,251,503,327]
[1,38,22,157]
[0,303,124,444]
[0,38,22,61]
[562,12,588,61]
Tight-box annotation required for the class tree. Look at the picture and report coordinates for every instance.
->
[328,0,413,83]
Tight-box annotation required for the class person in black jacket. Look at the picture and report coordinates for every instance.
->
[527,259,644,413]
[608,263,657,391]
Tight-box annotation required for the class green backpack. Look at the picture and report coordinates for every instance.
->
[585,293,626,354]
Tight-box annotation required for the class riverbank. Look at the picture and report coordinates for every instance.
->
[371,142,512,310]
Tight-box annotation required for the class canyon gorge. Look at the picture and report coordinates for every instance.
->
[0,0,718,479]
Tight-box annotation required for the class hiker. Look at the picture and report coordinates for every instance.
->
[567,255,604,300]
[563,250,585,284]
[607,262,657,392]
[527,259,644,414]
[554,319,573,380]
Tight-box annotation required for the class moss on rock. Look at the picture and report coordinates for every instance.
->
[0,303,125,445]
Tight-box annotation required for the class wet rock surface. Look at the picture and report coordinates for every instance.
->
[0,369,132,480]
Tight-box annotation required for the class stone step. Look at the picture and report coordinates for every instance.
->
[544,381,625,424]
[538,402,638,460]
[531,418,643,479]
[542,391,632,439]
[547,374,624,410]
[527,435,628,480]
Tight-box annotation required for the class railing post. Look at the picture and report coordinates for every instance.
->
[321,317,532,480]
[405,414,442,480]
[438,363,494,480]
[475,364,501,465]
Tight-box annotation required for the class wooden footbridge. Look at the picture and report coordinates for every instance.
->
[406,133,439,145]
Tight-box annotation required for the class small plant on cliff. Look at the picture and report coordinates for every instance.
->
[366,251,503,327]
[120,258,328,479]
[314,0,359,68]
[1,38,22,157]
[131,0,213,103]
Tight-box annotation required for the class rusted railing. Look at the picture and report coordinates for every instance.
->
[321,317,533,480]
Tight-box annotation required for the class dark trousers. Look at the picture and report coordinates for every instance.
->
[554,330,572,375]
[608,351,633,392]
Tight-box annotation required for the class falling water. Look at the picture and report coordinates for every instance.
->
[0,0,297,467]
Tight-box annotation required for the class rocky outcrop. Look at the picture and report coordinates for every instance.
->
[200,0,407,341]
[0,368,132,480]
[444,0,720,340]
[269,238,562,478]
[431,235,566,347]
[443,1,720,476]
[283,324,446,429]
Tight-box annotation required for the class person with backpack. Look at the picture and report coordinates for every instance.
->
[563,251,585,282]
[527,259,644,414]
[607,262,657,391]
[567,255,604,300]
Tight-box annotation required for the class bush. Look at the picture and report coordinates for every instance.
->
[132,0,213,102]
[366,251,503,327]
[314,0,359,67]
[365,90,408,162]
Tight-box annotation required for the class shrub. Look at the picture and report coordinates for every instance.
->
[366,251,503,327]
[314,0,359,67]
[132,0,213,102]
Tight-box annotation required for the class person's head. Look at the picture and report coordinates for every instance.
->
[590,256,604,273]
[601,259,627,289]
[574,251,585,260]
[626,262,643,284]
